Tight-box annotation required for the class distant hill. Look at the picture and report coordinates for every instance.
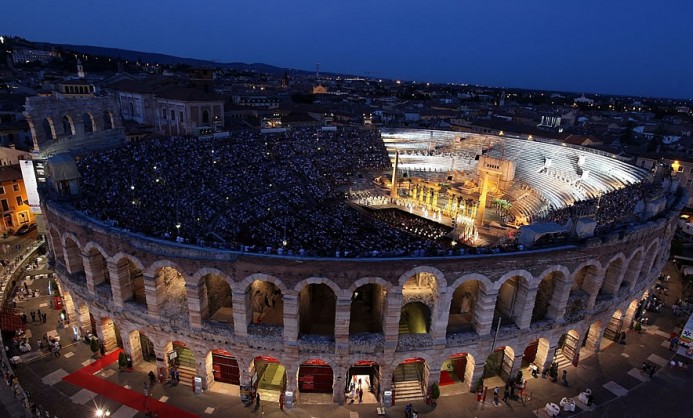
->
[52,42,305,75]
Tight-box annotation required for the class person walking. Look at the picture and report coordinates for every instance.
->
[493,386,499,406]
[42,312,47,323]
[30,310,36,322]
[562,370,568,386]
[148,371,156,386]
[358,387,363,403]
[255,392,261,409]
[503,384,510,403]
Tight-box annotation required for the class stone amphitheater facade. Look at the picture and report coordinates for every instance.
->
[45,190,684,404]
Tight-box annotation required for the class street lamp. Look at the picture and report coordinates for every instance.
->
[96,408,110,417]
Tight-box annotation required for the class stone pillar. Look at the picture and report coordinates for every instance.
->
[509,353,524,381]
[334,295,351,347]
[470,361,486,392]
[427,359,442,392]
[144,273,160,320]
[332,365,347,404]
[431,290,449,345]
[62,290,77,325]
[382,290,403,350]
[232,288,250,342]
[283,293,299,343]
[463,356,476,392]
[123,329,143,367]
[76,303,92,336]
[534,339,551,372]
[284,363,298,393]
[194,348,211,390]
[108,260,131,309]
[63,242,84,275]
[187,283,204,329]
[155,340,173,381]
[379,363,393,395]
[585,272,605,310]
[541,343,559,371]
[515,284,538,330]
[586,324,603,353]
[548,279,571,322]
[473,289,496,336]
[81,252,98,294]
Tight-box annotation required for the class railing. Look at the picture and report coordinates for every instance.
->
[348,332,385,354]
[297,334,335,354]
[396,333,434,352]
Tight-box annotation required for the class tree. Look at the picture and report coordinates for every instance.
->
[430,382,440,405]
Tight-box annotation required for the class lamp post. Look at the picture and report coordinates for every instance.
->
[96,408,111,417]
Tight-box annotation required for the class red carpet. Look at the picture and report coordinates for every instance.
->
[439,370,455,386]
[63,349,198,418]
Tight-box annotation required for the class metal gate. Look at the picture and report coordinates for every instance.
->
[500,350,513,382]
[212,350,240,385]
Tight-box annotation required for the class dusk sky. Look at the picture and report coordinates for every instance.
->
[5,0,693,99]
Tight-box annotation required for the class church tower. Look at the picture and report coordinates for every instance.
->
[77,59,85,79]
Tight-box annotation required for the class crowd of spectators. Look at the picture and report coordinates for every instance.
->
[74,126,675,257]
[76,127,454,257]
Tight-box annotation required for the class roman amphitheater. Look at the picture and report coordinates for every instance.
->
[42,127,685,406]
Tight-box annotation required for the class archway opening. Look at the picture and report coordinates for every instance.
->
[62,114,74,136]
[493,276,523,328]
[170,341,196,387]
[521,337,550,377]
[99,317,122,353]
[556,330,580,367]
[440,352,469,388]
[248,280,283,328]
[600,258,624,298]
[298,359,333,395]
[86,247,110,296]
[346,361,380,403]
[211,349,240,385]
[83,112,95,133]
[567,266,598,320]
[42,118,56,140]
[139,331,156,363]
[349,283,385,335]
[532,272,560,323]
[483,346,514,384]
[447,280,479,335]
[623,251,642,291]
[103,111,114,129]
[119,259,146,307]
[585,320,603,352]
[399,302,430,334]
[393,358,426,401]
[252,356,286,401]
[203,274,233,325]
[156,267,188,323]
[298,283,335,336]
[601,310,624,349]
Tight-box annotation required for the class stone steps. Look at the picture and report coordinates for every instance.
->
[394,380,424,401]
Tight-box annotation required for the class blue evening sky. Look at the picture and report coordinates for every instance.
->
[4,0,693,99]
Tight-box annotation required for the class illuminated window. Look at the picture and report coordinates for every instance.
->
[0,186,4,194]
[12,184,19,192]
[15,196,22,206]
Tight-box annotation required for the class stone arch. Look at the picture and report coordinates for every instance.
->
[624,247,644,291]
[245,274,284,328]
[572,260,603,294]
[150,264,189,323]
[191,267,234,290]
[294,276,343,298]
[144,259,188,279]
[61,233,84,275]
[390,352,434,370]
[348,276,392,293]
[492,270,533,329]
[240,273,288,294]
[198,269,234,324]
[108,253,146,308]
[82,112,95,133]
[298,280,337,336]
[439,351,476,391]
[83,241,111,294]
[103,111,114,129]
[600,253,626,296]
[349,281,387,335]
[399,301,431,334]
[532,266,570,323]
[447,276,486,335]
[61,113,75,136]
[42,117,57,140]
[585,319,604,352]
[398,266,447,290]
[638,240,660,285]
[47,226,63,263]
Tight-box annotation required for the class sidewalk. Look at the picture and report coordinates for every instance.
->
[5,258,693,418]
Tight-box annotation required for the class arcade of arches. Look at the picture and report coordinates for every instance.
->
[46,201,677,404]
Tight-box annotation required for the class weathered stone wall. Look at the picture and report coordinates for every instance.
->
[45,193,684,402]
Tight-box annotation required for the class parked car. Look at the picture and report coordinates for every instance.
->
[16,223,37,236]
